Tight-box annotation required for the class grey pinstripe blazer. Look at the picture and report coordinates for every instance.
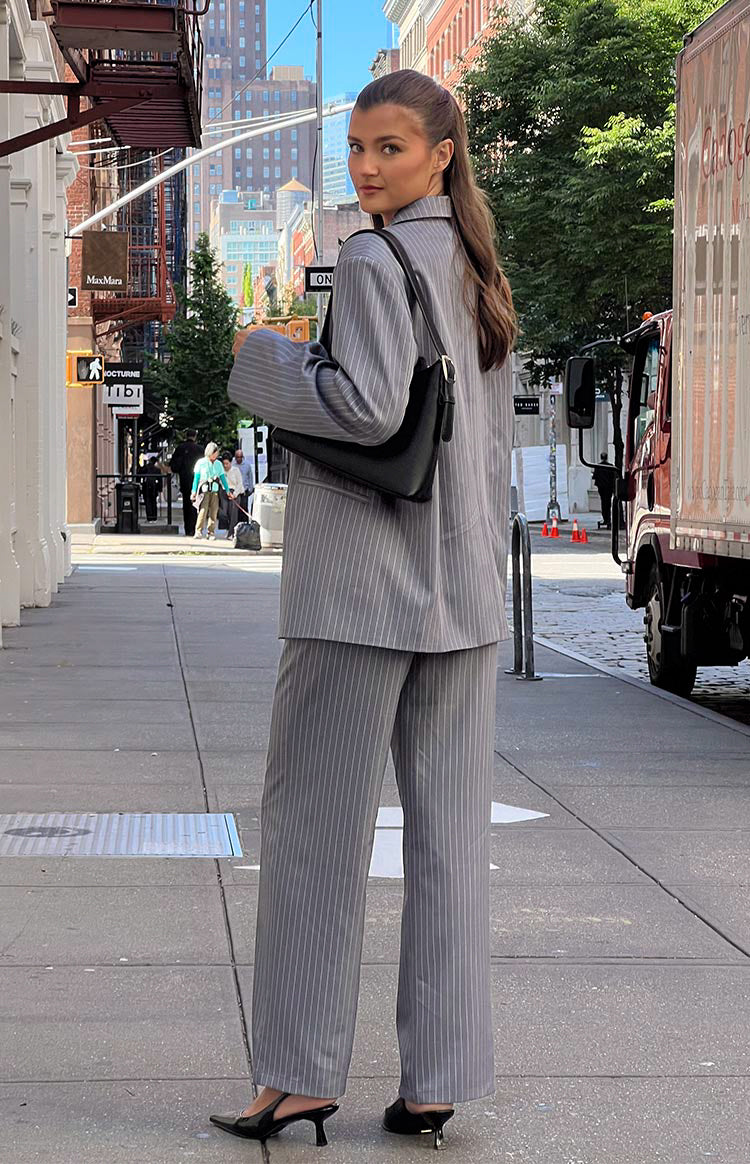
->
[228,195,512,653]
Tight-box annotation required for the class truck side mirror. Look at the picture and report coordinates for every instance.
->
[564,357,596,429]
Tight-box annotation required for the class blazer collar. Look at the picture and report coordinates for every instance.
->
[390,195,453,225]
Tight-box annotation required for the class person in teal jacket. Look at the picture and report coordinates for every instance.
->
[191,442,230,540]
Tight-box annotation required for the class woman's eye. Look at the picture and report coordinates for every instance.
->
[383,144,400,155]
[348,143,362,154]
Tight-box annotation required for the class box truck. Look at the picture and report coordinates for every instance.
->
[565,0,750,696]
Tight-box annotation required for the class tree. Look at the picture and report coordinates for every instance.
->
[460,0,715,394]
[147,234,240,450]
[242,262,254,309]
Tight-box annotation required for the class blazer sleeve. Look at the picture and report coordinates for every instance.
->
[227,249,418,446]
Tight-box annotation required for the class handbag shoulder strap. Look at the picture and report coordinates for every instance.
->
[321,228,452,367]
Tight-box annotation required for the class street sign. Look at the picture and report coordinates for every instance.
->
[67,287,78,309]
[304,265,334,293]
[76,355,105,383]
[102,363,144,410]
[514,395,540,416]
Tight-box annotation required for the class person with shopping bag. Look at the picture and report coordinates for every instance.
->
[212,69,517,1150]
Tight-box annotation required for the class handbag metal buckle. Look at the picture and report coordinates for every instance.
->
[440,355,456,384]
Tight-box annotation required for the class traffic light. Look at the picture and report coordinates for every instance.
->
[66,351,105,385]
[77,355,105,383]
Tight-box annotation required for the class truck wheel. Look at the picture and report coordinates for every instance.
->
[644,564,697,697]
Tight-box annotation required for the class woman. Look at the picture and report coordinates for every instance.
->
[190,441,229,541]
[213,69,516,1149]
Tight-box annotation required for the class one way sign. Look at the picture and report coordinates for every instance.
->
[67,287,78,309]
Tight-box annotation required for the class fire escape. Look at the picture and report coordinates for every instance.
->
[0,1,201,344]
[0,0,204,157]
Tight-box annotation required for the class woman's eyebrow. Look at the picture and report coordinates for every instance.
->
[347,134,409,145]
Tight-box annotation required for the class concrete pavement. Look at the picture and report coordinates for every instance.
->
[1,551,750,1162]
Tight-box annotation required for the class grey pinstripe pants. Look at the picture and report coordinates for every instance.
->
[251,638,497,1104]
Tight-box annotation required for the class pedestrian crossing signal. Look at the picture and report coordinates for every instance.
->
[76,355,105,383]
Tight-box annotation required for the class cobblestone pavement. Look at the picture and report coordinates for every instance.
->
[518,525,750,725]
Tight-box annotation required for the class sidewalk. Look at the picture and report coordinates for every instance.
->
[1,555,749,1162]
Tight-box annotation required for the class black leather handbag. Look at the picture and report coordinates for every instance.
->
[272,229,455,503]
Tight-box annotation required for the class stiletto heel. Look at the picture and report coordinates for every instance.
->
[422,1110,453,1149]
[382,1097,455,1148]
[312,1110,334,1146]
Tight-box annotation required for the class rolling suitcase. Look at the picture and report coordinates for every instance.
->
[234,519,261,551]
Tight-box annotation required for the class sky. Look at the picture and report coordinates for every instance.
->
[267,0,395,100]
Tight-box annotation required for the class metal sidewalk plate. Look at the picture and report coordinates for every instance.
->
[0,813,243,858]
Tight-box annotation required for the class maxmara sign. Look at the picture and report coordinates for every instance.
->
[81,230,128,292]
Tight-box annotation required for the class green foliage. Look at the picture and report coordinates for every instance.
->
[146,234,240,448]
[242,262,254,308]
[460,0,717,380]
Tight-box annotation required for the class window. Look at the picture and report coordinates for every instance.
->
[275,166,281,178]
[234,147,241,158]
[291,148,297,160]
[246,147,252,158]
[263,166,269,178]
[193,182,200,194]
[193,200,201,214]
[234,110,241,120]
[255,39,261,50]
[291,91,298,103]
[291,129,297,141]
[263,90,269,101]
[274,90,280,101]
[274,148,280,160]
[239,56,245,66]
[263,148,269,159]
[239,37,245,47]
[239,19,245,28]
[209,164,215,175]
[291,166,298,178]
[216,164,222,175]
[632,334,661,447]
[246,166,253,178]
[194,221,200,235]
[274,130,280,141]
[256,58,261,68]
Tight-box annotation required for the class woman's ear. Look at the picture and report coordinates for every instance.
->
[434,138,455,174]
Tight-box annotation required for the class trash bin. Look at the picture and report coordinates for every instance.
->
[115,480,140,534]
[251,483,287,549]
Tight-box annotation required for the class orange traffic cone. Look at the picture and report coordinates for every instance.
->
[571,518,580,543]
[541,522,549,537]
[550,515,560,538]
[579,527,589,544]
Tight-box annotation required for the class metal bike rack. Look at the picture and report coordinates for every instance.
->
[505,513,541,682]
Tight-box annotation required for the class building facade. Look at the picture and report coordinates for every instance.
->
[370,47,401,78]
[383,0,427,73]
[0,0,79,635]
[209,188,276,318]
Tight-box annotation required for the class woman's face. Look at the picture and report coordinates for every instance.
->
[222,458,231,473]
[347,103,454,225]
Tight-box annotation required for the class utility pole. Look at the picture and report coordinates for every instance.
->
[315,0,325,335]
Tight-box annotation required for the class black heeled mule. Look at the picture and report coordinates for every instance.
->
[210,1091,339,1146]
[383,1096,455,1149]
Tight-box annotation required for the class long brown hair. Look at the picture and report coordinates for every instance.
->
[355,69,517,371]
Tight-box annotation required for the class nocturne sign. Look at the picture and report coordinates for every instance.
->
[81,230,128,292]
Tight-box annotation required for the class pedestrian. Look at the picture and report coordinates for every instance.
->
[169,429,202,537]
[139,455,161,523]
[191,442,230,540]
[213,70,517,1149]
[593,452,614,529]
[232,447,255,502]
[222,453,245,540]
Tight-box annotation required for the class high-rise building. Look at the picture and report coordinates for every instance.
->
[192,1,316,246]
[323,94,358,204]
[209,189,277,320]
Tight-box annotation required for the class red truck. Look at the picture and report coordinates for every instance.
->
[565,0,750,696]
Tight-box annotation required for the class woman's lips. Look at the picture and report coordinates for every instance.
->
[359,186,383,194]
